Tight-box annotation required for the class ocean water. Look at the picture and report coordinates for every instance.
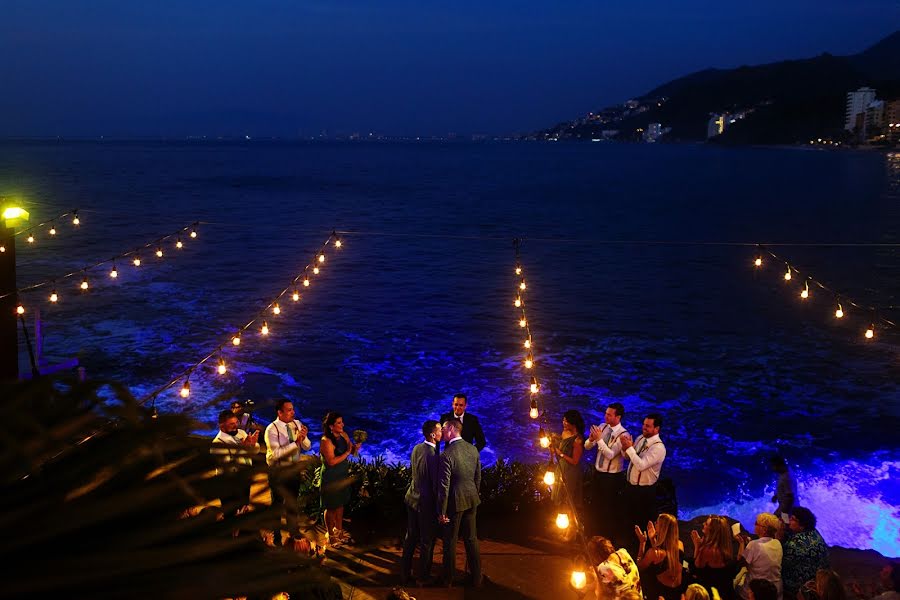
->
[2,141,898,556]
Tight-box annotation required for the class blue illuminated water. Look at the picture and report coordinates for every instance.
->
[2,141,898,556]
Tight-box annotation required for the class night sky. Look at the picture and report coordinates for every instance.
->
[1,0,897,137]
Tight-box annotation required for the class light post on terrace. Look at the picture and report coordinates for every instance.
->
[1,204,29,381]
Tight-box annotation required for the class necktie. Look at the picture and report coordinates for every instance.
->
[603,428,614,471]
[286,423,295,442]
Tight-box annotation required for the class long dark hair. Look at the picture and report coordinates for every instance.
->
[322,411,343,445]
[563,409,585,440]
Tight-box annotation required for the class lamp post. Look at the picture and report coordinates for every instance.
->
[1,205,29,381]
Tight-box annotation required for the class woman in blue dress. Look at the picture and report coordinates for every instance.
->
[319,411,361,548]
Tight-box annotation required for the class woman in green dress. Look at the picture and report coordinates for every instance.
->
[552,409,585,509]
[319,411,361,547]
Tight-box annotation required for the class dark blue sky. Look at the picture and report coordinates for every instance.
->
[1,0,897,137]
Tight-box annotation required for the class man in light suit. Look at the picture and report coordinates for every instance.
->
[440,393,486,451]
[400,420,442,586]
[437,418,482,588]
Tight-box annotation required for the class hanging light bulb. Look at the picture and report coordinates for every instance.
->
[835,302,844,319]
[529,397,539,419]
[865,325,874,339]
[49,290,58,303]
[524,352,534,369]
[334,238,342,248]
[303,276,310,287]
[543,469,556,486]
[190,227,197,239]
[524,336,532,349]
[232,333,241,346]
[110,264,118,278]
[175,237,183,249]
[519,279,527,291]
[0,245,5,253]
[133,255,141,267]
[16,304,25,315]
[754,255,762,267]
[555,513,570,529]
[217,359,227,375]
[515,264,522,276]
[27,234,35,244]
[530,376,539,394]
[292,289,300,301]
[49,225,57,236]
[80,276,89,290]
[313,264,320,275]
[179,380,191,398]
[514,295,522,308]
[800,281,809,299]
[156,247,163,258]
[784,265,792,281]
[570,557,588,591]
[539,427,550,448]
[151,406,158,419]
[318,253,326,263]
[261,321,269,336]
[72,211,80,226]
[272,302,280,315]
[519,316,527,328]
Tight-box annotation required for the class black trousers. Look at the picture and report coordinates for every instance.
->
[268,470,303,541]
[400,505,438,582]
[622,482,658,557]
[442,506,481,584]
[591,471,626,542]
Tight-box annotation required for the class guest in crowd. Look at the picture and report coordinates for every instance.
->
[735,513,783,600]
[685,583,711,600]
[400,420,442,586]
[749,579,779,600]
[770,456,798,519]
[691,515,738,600]
[211,409,260,513]
[782,507,829,600]
[264,399,312,546]
[854,563,900,600]
[552,409,585,509]
[622,413,667,556]
[812,570,847,600]
[589,535,641,600]
[319,411,361,548]
[440,393,486,451]
[635,513,684,600]
[437,418,482,587]
[231,399,263,434]
[585,402,629,540]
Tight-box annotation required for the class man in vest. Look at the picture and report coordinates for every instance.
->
[621,413,666,555]
[584,402,628,541]
[264,399,311,546]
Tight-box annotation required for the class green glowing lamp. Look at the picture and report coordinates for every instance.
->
[2,206,30,228]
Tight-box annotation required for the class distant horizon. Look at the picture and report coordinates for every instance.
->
[0,2,896,138]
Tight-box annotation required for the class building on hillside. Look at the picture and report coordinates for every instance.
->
[708,114,725,138]
[865,100,885,141]
[845,87,877,131]
[643,123,664,142]
[887,99,900,145]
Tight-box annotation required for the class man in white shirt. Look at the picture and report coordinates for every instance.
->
[584,402,628,541]
[621,412,666,554]
[211,409,260,513]
[264,399,311,545]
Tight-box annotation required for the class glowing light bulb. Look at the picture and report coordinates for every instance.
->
[519,280,527,291]
[261,321,269,335]
[556,513,570,529]
[525,353,534,369]
[334,239,342,248]
[292,290,300,301]
[835,304,844,319]
[524,337,532,349]
[190,228,197,239]
[80,277,89,290]
[519,317,527,328]
[49,226,57,236]
[318,253,325,263]
[303,277,310,287]
[865,325,874,339]
[0,245,5,252]
[514,296,522,308]
[754,256,762,267]
[27,235,34,244]
[272,303,280,315]
[571,570,587,590]
[179,381,191,398]
[232,334,241,346]
[16,304,25,315]
[800,282,809,299]
[515,264,522,275]
[133,256,141,266]
[156,247,163,258]
[49,290,58,303]
[176,238,183,249]
[529,397,539,419]
[784,266,792,281]
[543,470,556,486]
[217,359,227,375]
[530,376,539,394]
[72,213,80,225]
[539,430,550,448]
[313,265,320,275]
[110,265,118,278]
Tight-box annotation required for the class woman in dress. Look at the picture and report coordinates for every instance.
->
[691,515,739,600]
[636,512,684,600]
[552,409,585,509]
[589,535,641,600]
[319,411,361,548]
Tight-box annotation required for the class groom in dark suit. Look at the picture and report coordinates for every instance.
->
[440,394,486,451]
[437,418,482,588]
[400,420,442,586]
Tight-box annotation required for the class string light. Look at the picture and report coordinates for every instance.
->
[27,235,35,244]
[217,358,227,375]
[529,397,539,419]
[313,264,320,275]
[292,289,300,301]
[801,280,809,299]
[318,253,325,263]
[271,302,280,315]
[524,352,534,369]
[784,265,792,281]
[519,279,527,291]
[190,227,197,239]
[570,558,588,591]
[524,336,532,349]
[156,247,163,258]
[754,255,762,267]
[232,333,241,346]
[16,303,25,315]
[261,321,269,336]
[555,513,570,529]
[865,325,874,339]
[49,225,57,236]
[530,376,539,394]
[49,290,58,303]
[109,264,118,279]
[835,302,844,319]
[133,255,141,267]
[72,211,80,226]
[0,245,5,253]
[175,238,183,249]
[519,316,527,328]
[539,427,550,448]
[80,276,89,291]
[543,469,556,486]
[179,380,191,398]
[515,264,522,275]
[334,239,342,248]
[303,276,310,287]
[514,295,522,308]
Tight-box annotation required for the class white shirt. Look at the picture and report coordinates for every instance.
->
[625,434,666,486]
[743,537,783,599]
[424,441,436,449]
[211,429,259,467]
[584,423,628,473]
[264,419,311,466]
[448,436,463,445]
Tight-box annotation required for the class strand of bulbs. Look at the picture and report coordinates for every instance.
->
[2,209,81,255]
